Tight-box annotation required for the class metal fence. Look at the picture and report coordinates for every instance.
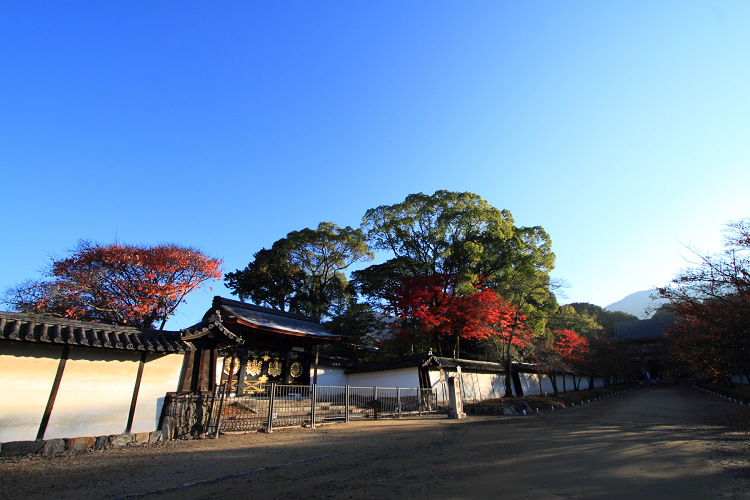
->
[218,384,442,433]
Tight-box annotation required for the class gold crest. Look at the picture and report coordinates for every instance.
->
[247,358,262,377]
[268,359,282,377]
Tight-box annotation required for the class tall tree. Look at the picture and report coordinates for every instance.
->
[657,218,750,382]
[322,302,383,361]
[3,241,223,330]
[356,190,519,298]
[356,190,556,396]
[225,222,373,320]
[567,302,638,335]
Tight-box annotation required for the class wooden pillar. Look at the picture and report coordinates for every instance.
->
[226,349,237,393]
[37,345,70,440]
[236,347,249,396]
[313,344,319,386]
[126,351,148,433]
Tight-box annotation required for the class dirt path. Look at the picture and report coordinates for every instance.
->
[2,385,750,499]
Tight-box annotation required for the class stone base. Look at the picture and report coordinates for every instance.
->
[448,412,466,419]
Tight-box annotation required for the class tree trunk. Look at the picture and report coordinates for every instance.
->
[503,311,523,397]
[537,370,544,395]
[550,372,559,395]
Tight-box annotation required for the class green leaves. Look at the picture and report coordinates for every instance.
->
[225,222,373,320]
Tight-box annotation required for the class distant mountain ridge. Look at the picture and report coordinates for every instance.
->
[605,289,666,320]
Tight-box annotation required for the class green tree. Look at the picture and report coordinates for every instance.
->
[322,302,382,361]
[357,190,517,297]
[355,190,558,396]
[547,304,602,338]
[225,222,373,320]
[567,302,638,336]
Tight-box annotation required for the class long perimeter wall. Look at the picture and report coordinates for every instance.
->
[0,342,184,442]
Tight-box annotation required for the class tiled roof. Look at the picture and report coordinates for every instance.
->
[344,353,527,374]
[180,311,245,348]
[317,354,358,368]
[344,353,544,375]
[0,311,192,352]
[614,317,676,341]
[211,297,339,341]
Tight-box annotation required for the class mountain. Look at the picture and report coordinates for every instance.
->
[605,289,666,319]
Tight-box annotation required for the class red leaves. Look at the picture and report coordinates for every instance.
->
[552,329,589,370]
[386,274,527,349]
[38,241,223,329]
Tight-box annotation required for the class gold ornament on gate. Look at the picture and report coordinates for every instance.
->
[223,357,239,376]
[290,361,303,378]
[268,358,282,377]
[247,358,262,377]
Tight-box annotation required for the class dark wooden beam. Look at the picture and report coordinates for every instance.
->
[125,351,148,433]
[313,344,319,385]
[37,345,70,440]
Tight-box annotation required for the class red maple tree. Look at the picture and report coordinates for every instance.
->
[6,241,223,329]
[386,274,527,358]
[553,329,589,371]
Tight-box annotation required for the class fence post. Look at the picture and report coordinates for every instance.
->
[418,388,422,416]
[267,383,276,433]
[345,385,350,423]
[397,387,402,418]
[311,384,317,429]
[373,386,378,420]
[213,382,228,439]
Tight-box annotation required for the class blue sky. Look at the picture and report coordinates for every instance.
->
[1,1,748,329]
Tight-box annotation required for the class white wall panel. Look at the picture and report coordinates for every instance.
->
[0,343,64,442]
[44,349,140,439]
[130,354,184,434]
[310,366,349,387]
[348,368,419,389]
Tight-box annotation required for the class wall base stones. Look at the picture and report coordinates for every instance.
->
[0,440,45,457]
[0,430,164,459]
[43,439,66,457]
[66,436,96,452]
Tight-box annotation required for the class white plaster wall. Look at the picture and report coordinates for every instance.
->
[44,349,141,439]
[559,375,576,392]
[519,373,542,396]
[0,343,65,442]
[427,370,508,404]
[459,372,506,402]
[130,354,184,434]
[538,374,555,394]
[348,368,420,389]
[311,365,349,387]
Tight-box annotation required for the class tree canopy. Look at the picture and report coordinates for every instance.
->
[224,222,373,320]
[355,191,555,301]
[3,241,223,330]
[352,190,559,395]
[657,218,750,381]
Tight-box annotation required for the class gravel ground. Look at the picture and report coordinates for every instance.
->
[2,385,749,500]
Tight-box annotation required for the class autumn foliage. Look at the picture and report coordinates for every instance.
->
[658,219,750,382]
[5,241,223,329]
[552,329,589,371]
[385,274,529,358]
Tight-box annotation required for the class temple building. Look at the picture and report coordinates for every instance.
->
[178,297,339,394]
